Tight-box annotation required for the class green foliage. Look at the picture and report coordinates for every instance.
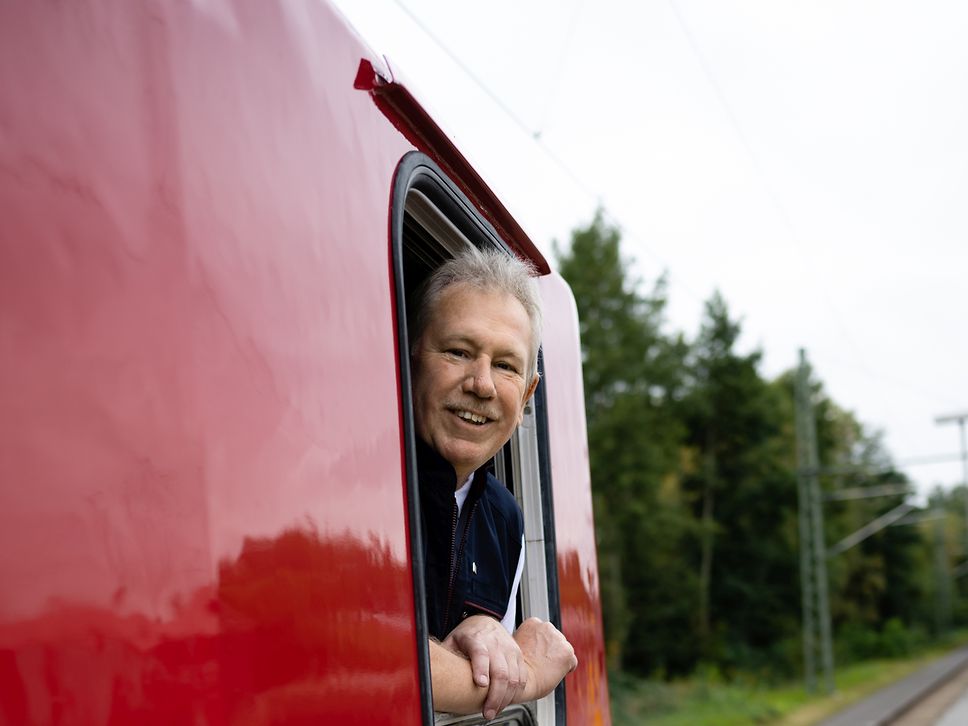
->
[610,635,968,726]
[556,212,692,673]
[680,292,800,672]
[555,211,951,692]
[836,618,927,662]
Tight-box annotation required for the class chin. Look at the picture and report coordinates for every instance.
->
[442,443,491,474]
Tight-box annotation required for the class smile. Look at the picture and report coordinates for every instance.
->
[454,409,490,425]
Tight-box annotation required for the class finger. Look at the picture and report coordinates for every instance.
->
[483,660,509,721]
[469,648,491,688]
[510,645,527,706]
[502,652,521,713]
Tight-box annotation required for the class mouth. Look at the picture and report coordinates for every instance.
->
[450,408,492,426]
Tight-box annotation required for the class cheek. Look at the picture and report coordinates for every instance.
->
[499,386,526,420]
[412,375,437,423]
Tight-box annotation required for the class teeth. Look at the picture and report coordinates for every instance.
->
[457,410,488,424]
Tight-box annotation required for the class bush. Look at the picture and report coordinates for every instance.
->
[837,618,924,663]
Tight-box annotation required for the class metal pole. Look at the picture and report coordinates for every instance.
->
[961,418,968,541]
[935,412,968,556]
[795,352,816,692]
[934,513,952,635]
[800,352,834,694]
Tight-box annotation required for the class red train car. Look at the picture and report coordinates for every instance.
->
[0,2,610,724]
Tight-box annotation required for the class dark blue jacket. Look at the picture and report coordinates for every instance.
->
[417,439,524,640]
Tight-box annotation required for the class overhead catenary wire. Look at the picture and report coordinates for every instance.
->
[390,0,595,202]
[385,0,958,497]
[660,1,960,463]
[663,0,870,373]
[392,0,897,388]
[818,349,954,410]
[820,452,966,476]
[389,0,705,300]
[533,0,585,138]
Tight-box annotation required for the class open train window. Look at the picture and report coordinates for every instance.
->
[391,152,563,725]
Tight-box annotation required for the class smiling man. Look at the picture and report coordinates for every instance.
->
[409,246,576,720]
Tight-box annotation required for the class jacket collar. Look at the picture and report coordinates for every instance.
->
[416,437,489,506]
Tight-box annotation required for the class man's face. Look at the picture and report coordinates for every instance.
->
[412,283,538,485]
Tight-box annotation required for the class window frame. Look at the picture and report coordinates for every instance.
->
[390,152,563,725]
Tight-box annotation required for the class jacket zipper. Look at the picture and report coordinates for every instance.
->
[443,499,479,634]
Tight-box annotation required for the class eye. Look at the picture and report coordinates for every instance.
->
[446,349,468,359]
[495,361,519,373]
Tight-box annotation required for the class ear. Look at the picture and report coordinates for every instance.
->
[516,374,540,425]
[523,374,540,403]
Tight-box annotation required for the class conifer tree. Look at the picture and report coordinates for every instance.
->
[556,212,691,673]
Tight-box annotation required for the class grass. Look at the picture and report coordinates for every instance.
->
[610,633,968,726]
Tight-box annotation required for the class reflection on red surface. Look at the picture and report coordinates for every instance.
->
[559,551,609,726]
[1,0,423,722]
[0,0,610,722]
[216,528,414,723]
[0,528,416,725]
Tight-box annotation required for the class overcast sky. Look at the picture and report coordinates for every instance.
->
[332,0,968,500]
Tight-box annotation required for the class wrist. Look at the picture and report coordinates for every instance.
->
[517,661,542,704]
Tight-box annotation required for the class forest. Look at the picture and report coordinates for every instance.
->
[555,213,967,686]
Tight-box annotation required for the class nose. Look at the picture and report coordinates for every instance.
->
[463,358,496,399]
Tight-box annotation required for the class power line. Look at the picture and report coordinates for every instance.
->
[389,1,947,418]
[390,0,594,202]
[664,0,870,370]
[897,452,966,469]
[815,350,953,410]
[818,452,965,477]
[389,0,705,299]
[390,1,533,140]
[534,0,584,138]
[660,2,967,490]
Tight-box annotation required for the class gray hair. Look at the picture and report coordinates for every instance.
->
[410,246,543,384]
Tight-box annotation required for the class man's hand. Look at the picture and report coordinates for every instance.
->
[428,618,576,718]
[441,615,526,720]
[514,617,578,702]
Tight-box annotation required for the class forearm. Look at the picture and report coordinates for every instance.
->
[428,639,555,714]
[429,640,490,714]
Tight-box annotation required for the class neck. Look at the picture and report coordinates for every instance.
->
[453,468,474,490]
[415,437,476,491]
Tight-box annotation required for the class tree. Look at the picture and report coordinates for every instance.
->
[556,211,691,673]
[555,211,939,681]
[680,293,799,670]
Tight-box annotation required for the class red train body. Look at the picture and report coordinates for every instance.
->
[0,2,609,723]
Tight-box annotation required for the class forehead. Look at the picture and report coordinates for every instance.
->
[427,284,531,351]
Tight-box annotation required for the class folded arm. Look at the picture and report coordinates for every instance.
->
[430,617,578,719]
